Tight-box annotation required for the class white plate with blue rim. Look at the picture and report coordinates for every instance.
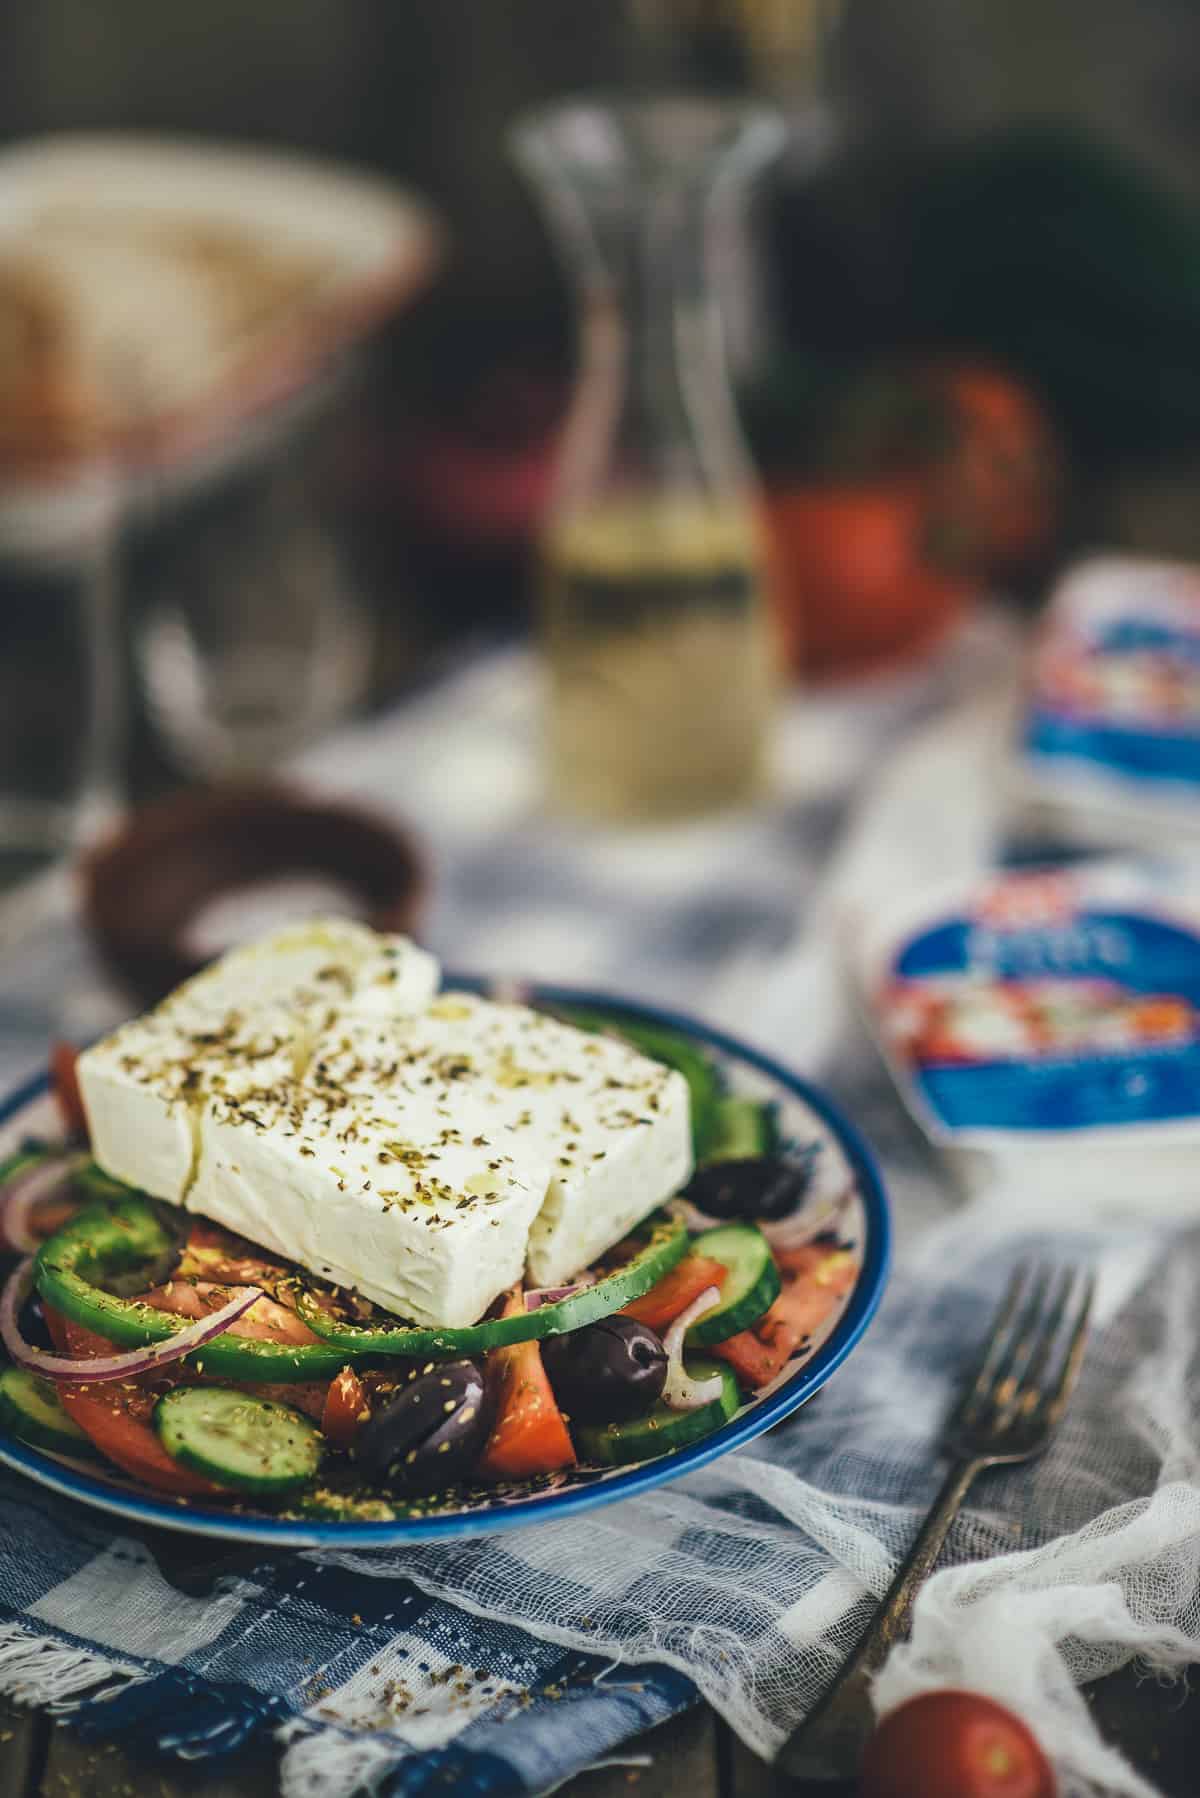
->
[0,983,890,1547]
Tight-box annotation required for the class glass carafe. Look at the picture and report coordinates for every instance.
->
[511,96,785,821]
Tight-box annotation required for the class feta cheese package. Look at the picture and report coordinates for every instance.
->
[1011,555,1200,849]
[77,920,693,1327]
[853,860,1200,1214]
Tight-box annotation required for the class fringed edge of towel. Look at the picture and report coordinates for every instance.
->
[0,1619,143,1711]
[0,1619,288,1762]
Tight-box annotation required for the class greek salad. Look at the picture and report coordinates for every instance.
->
[0,925,859,1520]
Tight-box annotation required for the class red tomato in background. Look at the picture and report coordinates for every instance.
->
[928,362,1063,584]
[763,479,970,680]
[759,357,1062,681]
[859,1692,1056,1798]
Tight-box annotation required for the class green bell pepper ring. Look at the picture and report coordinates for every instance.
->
[74,1160,136,1204]
[33,1196,350,1383]
[295,1212,690,1359]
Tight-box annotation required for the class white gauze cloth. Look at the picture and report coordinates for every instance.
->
[317,691,1200,1798]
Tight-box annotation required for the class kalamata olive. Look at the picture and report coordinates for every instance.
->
[354,1359,488,1493]
[542,1317,667,1422]
[683,1147,818,1223]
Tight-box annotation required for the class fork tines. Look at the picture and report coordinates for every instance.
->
[951,1259,1095,1448]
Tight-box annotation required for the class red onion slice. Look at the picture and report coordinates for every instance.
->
[661,1286,726,1411]
[1,1152,88,1253]
[524,1274,596,1312]
[0,1258,262,1384]
[757,1182,852,1253]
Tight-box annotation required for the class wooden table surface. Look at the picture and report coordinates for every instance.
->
[1,1664,1198,1798]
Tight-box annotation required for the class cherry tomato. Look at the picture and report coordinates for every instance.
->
[50,1041,87,1138]
[321,1367,369,1450]
[859,1691,1056,1798]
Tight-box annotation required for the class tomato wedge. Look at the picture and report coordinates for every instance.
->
[56,1382,224,1497]
[621,1255,728,1331]
[142,1280,321,1349]
[479,1290,575,1481]
[50,1041,87,1138]
[774,1242,859,1297]
[715,1243,859,1390]
[42,1304,223,1497]
[321,1367,369,1449]
[176,1219,292,1290]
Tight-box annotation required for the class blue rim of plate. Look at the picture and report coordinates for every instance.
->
[0,982,891,1547]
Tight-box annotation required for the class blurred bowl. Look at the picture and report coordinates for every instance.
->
[82,783,428,1007]
[0,134,441,490]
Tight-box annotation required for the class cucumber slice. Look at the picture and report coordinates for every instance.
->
[154,1388,322,1496]
[0,1365,98,1460]
[576,1359,740,1466]
[555,1007,725,1161]
[702,1096,777,1166]
[685,1223,780,1345]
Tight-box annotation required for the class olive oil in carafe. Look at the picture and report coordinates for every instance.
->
[540,498,775,820]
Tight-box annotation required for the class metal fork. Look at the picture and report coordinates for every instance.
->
[778,1260,1095,1786]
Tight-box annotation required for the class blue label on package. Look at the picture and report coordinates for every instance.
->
[890,908,1200,1134]
[1025,616,1200,789]
[1024,709,1200,787]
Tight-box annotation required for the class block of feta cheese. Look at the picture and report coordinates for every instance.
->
[187,993,691,1319]
[294,992,694,1291]
[78,928,694,1328]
